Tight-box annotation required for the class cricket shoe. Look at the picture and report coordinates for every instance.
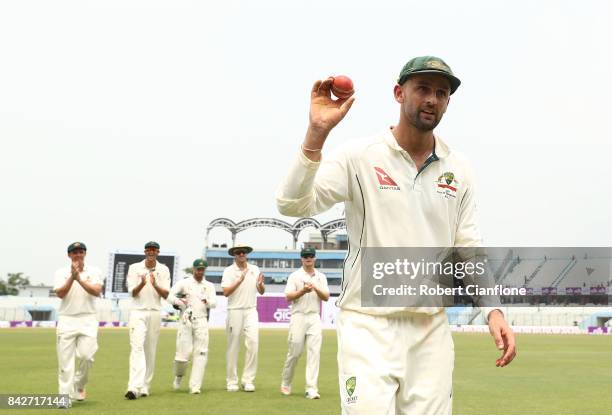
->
[56,396,72,409]
[227,384,239,392]
[75,389,86,401]
[280,385,291,396]
[124,391,138,400]
[173,376,182,390]
[190,389,201,394]
[305,389,321,399]
[242,383,255,392]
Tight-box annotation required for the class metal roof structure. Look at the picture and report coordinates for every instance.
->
[205,217,346,251]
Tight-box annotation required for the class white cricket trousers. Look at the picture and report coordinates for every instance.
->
[174,316,209,391]
[337,309,453,415]
[226,307,258,387]
[128,309,161,394]
[56,314,98,398]
[281,312,322,392]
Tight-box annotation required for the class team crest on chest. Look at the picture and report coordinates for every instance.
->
[436,171,459,198]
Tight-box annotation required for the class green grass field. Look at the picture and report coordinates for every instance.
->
[1,328,611,414]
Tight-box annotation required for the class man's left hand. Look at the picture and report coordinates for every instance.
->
[149,271,157,287]
[487,310,516,367]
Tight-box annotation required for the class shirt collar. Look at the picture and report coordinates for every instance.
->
[232,262,248,271]
[140,259,159,268]
[383,127,450,158]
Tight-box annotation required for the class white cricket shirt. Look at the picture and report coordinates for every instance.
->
[277,128,492,317]
[127,260,171,310]
[285,268,329,314]
[221,263,261,309]
[168,276,217,318]
[53,263,103,316]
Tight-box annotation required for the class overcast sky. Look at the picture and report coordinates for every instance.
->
[1,0,610,286]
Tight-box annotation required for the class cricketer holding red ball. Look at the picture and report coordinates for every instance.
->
[276,56,516,414]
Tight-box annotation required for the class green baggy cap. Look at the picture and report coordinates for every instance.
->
[300,247,316,257]
[67,242,87,253]
[193,259,208,269]
[144,241,160,249]
[398,56,461,94]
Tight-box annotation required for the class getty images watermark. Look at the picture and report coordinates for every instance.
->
[361,247,612,308]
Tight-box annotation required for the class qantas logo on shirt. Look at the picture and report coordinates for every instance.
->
[374,167,400,190]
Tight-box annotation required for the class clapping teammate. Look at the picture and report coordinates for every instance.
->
[280,247,329,399]
[221,245,265,392]
[125,241,170,399]
[53,242,103,406]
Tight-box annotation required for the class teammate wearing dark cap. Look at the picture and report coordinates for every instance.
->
[168,259,217,394]
[125,241,170,399]
[53,242,103,407]
[280,247,329,399]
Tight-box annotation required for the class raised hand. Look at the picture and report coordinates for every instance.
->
[305,78,355,151]
[149,271,157,287]
[71,261,82,280]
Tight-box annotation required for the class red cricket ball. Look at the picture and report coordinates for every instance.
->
[331,75,354,99]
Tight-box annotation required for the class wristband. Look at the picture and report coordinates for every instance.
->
[301,144,322,152]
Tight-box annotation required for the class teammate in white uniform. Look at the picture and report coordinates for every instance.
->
[276,56,516,414]
[221,245,265,392]
[53,242,103,407]
[125,241,171,400]
[280,247,329,399]
[168,259,217,394]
